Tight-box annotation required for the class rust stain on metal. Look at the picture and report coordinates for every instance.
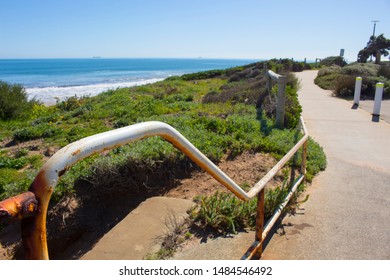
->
[241,240,262,260]
[0,192,38,221]
[71,149,81,156]
[28,169,49,197]
[27,202,35,213]
[21,169,52,260]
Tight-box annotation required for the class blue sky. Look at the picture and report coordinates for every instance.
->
[1,0,389,62]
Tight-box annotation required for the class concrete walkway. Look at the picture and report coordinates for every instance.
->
[262,70,390,259]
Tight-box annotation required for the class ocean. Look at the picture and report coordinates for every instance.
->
[0,58,258,105]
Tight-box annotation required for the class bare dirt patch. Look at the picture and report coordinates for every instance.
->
[166,152,281,200]
[1,138,59,160]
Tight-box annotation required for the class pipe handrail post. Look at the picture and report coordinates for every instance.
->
[276,76,287,128]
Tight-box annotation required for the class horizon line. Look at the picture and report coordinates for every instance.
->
[0,56,264,60]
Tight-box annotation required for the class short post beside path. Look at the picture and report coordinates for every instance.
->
[373,82,384,116]
[353,77,362,108]
[264,67,287,128]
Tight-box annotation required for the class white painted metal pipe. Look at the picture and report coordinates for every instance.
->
[373,83,384,116]
[353,77,362,106]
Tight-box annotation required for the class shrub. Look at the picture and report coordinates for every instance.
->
[56,95,87,111]
[315,63,389,99]
[320,56,347,67]
[317,65,341,77]
[378,65,390,79]
[264,59,306,73]
[164,93,194,103]
[333,75,356,97]
[15,148,29,158]
[340,63,380,77]
[227,67,261,82]
[0,156,28,169]
[13,124,60,142]
[384,80,390,97]
[0,81,38,120]
[202,79,266,105]
[314,73,339,89]
[168,69,225,81]
[0,169,34,200]
[13,127,43,142]
[291,62,305,72]
[305,138,327,182]
[30,103,51,120]
[63,104,93,120]
[284,85,302,128]
[32,114,60,125]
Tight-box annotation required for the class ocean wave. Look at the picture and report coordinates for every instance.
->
[26,78,164,105]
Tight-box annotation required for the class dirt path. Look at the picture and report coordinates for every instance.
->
[262,70,390,259]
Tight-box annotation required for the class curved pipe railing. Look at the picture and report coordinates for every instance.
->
[0,117,308,259]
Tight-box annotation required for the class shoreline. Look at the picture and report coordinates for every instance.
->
[27,78,165,106]
[4,58,260,106]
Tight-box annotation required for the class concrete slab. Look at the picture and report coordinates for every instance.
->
[81,197,194,260]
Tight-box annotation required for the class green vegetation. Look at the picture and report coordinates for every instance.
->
[0,60,327,251]
[188,167,308,235]
[319,56,347,67]
[358,34,390,64]
[315,34,390,99]
[0,81,39,120]
[315,62,390,98]
[189,191,258,234]
[264,58,313,72]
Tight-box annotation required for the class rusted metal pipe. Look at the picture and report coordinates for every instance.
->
[0,192,38,221]
[21,172,52,260]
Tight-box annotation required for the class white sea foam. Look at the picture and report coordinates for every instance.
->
[26,78,164,105]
